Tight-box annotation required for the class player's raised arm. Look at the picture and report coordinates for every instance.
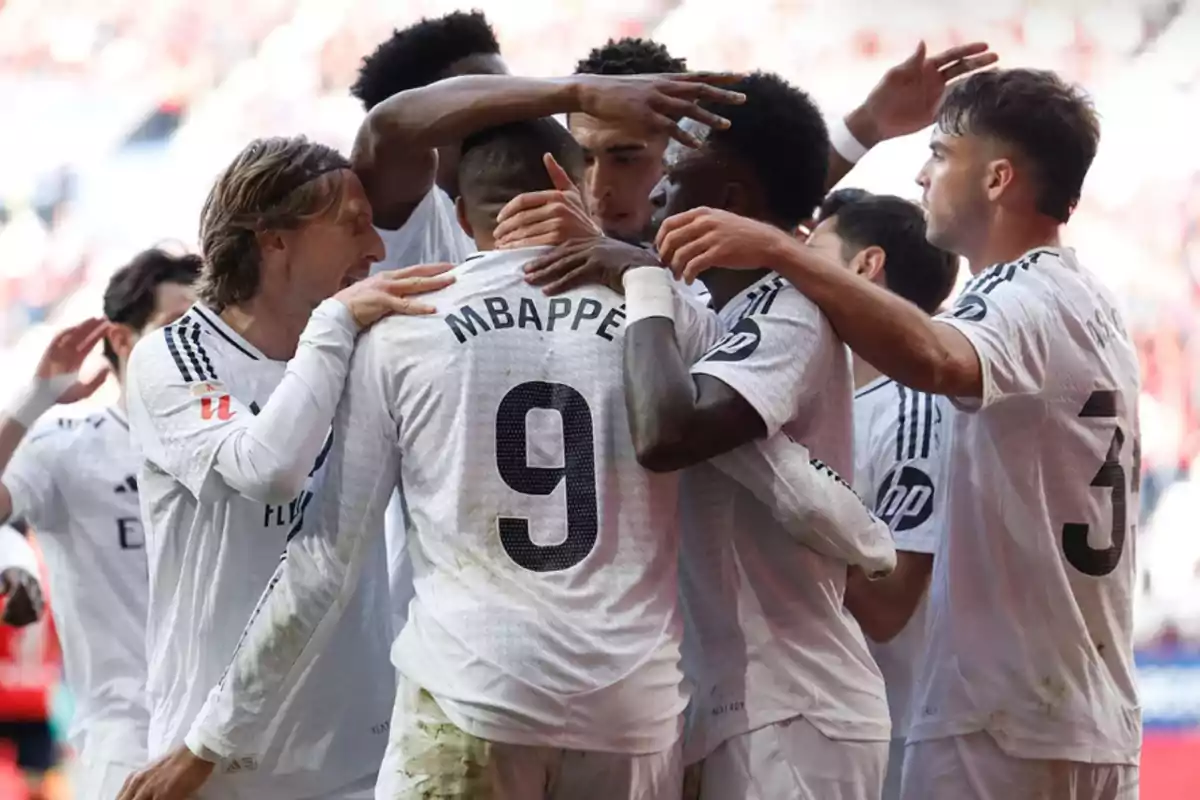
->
[352,72,745,229]
[0,318,111,524]
[824,41,998,190]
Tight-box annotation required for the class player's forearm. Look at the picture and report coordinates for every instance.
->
[213,300,358,505]
[768,238,972,395]
[624,319,701,473]
[712,437,895,575]
[186,534,358,761]
[362,75,582,152]
[844,551,933,642]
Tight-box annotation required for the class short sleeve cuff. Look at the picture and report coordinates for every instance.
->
[932,317,991,412]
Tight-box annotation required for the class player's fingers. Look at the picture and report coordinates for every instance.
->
[385,274,456,297]
[669,232,720,274]
[544,153,579,193]
[496,190,562,223]
[523,240,590,273]
[653,95,730,130]
[927,41,990,70]
[527,252,588,288]
[74,320,112,355]
[542,264,596,296]
[494,204,568,243]
[54,317,106,353]
[664,71,747,89]
[670,81,747,108]
[939,52,999,81]
[656,218,708,264]
[80,366,111,394]
[654,207,707,252]
[653,114,700,148]
[683,249,721,284]
[385,295,438,316]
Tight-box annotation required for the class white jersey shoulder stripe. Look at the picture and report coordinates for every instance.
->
[961,247,1058,297]
[192,305,261,362]
[894,384,936,461]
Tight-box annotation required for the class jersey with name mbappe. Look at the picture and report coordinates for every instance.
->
[335,246,722,753]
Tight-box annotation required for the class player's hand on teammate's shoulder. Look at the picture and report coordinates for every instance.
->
[494,153,601,250]
[573,72,747,147]
[334,263,456,328]
[117,745,215,800]
[0,567,44,628]
[656,207,795,283]
[846,40,998,148]
[526,237,663,296]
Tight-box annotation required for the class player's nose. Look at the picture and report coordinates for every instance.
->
[364,226,385,264]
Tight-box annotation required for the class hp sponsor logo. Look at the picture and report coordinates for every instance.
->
[702,318,761,362]
[875,465,935,531]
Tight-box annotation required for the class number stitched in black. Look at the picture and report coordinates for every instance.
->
[495,381,598,572]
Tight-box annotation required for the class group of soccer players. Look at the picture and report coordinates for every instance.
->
[0,8,1142,800]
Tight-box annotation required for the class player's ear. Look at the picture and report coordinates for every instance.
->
[455,195,474,238]
[852,245,886,283]
[985,157,1014,203]
[105,323,135,362]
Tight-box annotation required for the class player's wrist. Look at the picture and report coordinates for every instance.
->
[623,267,676,325]
[184,730,226,766]
[4,374,76,429]
[832,110,874,162]
[315,297,362,334]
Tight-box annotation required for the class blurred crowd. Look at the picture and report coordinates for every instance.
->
[1,0,1199,651]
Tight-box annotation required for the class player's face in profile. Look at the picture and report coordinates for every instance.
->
[569,114,669,242]
[435,54,510,195]
[648,120,720,234]
[286,170,385,303]
[916,129,985,256]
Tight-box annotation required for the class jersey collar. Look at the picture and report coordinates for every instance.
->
[189,303,269,362]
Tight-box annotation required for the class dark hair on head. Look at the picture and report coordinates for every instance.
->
[102,248,202,368]
[198,136,350,311]
[937,68,1099,223]
[351,10,500,110]
[575,37,687,76]
[828,195,959,314]
[458,118,585,234]
[704,72,830,229]
[817,188,872,224]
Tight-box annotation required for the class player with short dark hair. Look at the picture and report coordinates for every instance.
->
[563,38,689,243]
[0,248,199,797]
[820,195,960,314]
[116,136,454,800]
[606,70,892,798]
[655,67,1140,799]
[815,187,873,226]
[806,193,957,799]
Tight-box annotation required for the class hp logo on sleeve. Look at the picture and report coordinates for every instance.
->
[702,318,761,362]
[875,465,935,531]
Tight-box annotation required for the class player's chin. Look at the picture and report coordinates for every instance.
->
[340,262,371,289]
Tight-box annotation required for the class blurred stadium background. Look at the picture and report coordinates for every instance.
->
[0,0,1197,796]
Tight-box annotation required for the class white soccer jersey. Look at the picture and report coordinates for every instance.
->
[3,408,150,759]
[853,378,946,740]
[681,274,890,764]
[125,303,394,797]
[372,185,474,639]
[910,247,1142,764]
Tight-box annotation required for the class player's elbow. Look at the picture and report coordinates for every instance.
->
[631,416,694,473]
[233,466,308,507]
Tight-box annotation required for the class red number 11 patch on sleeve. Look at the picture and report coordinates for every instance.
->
[200,395,234,421]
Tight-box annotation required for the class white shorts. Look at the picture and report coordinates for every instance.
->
[73,757,139,800]
[195,770,377,800]
[901,732,1139,800]
[685,716,887,800]
[377,675,682,800]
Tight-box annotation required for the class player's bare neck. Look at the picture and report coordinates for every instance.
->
[703,267,771,311]
[220,299,308,360]
[969,215,1062,273]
